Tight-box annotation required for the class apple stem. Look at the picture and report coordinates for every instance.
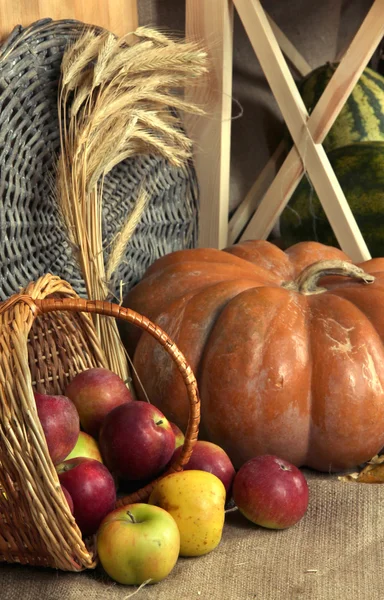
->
[279,463,291,471]
[225,506,239,514]
[127,510,137,524]
[155,419,163,426]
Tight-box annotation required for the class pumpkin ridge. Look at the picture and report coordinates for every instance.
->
[199,286,311,467]
[121,261,280,356]
[133,278,268,432]
[183,280,271,384]
[143,246,281,281]
[324,286,384,339]
[138,259,277,291]
[285,241,351,276]
[224,239,294,280]
[357,257,384,273]
[305,291,384,470]
[303,297,314,470]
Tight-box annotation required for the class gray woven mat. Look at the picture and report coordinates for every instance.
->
[0,19,199,301]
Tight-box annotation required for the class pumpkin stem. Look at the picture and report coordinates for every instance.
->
[282,260,375,295]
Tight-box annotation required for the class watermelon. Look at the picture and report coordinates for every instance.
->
[280,142,384,257]
[296,63,384,153]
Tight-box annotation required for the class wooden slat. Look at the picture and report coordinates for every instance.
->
[266,14,312,77]
[228,140,286,245]
[185,0,234,249]
[235,0,384,261]
[0,0,138,40]
[238,147,305,243]
[229,15,310,245]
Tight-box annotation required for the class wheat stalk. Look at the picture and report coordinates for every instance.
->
[106,187,149,283]
[57,26,207,383]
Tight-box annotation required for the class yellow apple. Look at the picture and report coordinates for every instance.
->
[97,503,180,585]
[148,470,226,557]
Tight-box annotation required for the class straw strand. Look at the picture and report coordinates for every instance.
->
[56,26,207,381]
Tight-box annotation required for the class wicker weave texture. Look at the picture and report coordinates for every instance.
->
[0,275,104,571]
[0,275,201,571]
[0,18,199,302]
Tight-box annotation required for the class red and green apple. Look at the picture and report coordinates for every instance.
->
[57,457,116,536]
[172,440,235,497]
[170,422,184,450]
[99,401,175,481]
[34,392,79,465]
[65,368,133,438]
[97,503,180,585]
[65,431,103,463]
[232,454,309,529]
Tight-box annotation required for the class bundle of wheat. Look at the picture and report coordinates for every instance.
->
[56,26,208,381]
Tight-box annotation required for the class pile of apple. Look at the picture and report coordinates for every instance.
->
[34,367,309,587]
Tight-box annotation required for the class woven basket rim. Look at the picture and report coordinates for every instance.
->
[0,275,200,571]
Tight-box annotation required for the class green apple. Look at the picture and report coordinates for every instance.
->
[64,431,103,463]
[97,503,180,585]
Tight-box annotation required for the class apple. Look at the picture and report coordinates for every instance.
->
[65,368,133,437]
[149,470,226,557]
[99,401,175,481]
[97,503,180,585]
[34,392,80,465]
[170,422,184,449]
[232,454,309,529]
[172,440,235,497]
[65,431,103,463]
[61,485,74,515]
[57,457,116,536]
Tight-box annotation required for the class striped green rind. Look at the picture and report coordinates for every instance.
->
[280,142,384,258]
[298,64,384,152]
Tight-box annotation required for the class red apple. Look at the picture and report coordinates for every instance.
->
[99,401,175,481]
[34,392,80,465]
[61,485,74,515]
[172,440,235,497]
[65,368,133,438]
[57,458,116,536]
[170,422,185,449]
[232,455,309,529]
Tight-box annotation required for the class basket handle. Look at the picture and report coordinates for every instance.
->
[31,296,200,506]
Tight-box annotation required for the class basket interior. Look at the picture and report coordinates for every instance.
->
[29,309,106,396]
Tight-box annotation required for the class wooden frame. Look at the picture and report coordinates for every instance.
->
[0,0,138,40]
[186,0,384,262]
[185,0,234,249]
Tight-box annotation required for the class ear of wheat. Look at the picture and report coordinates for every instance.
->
[56,26,207,383]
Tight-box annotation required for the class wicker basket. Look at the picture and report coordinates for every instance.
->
[0,274,200,571]
[0,18,199,302]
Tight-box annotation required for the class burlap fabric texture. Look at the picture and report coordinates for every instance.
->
[1,471,383,600]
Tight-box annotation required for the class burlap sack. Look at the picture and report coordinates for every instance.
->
[1,471,383,600]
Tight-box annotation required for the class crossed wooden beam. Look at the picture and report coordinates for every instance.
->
[186,0,384,262]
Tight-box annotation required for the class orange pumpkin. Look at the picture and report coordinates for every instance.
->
[121,240,384,472]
